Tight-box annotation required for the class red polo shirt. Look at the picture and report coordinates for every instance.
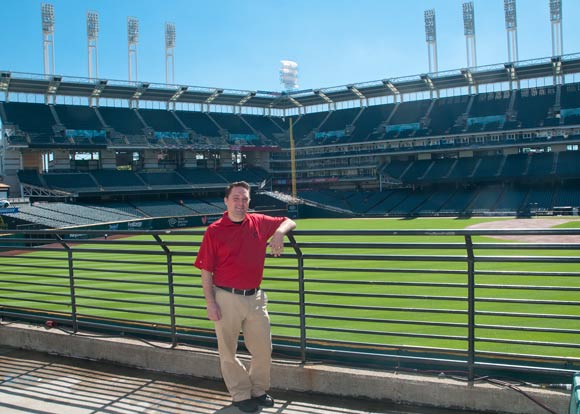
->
[194,212,287,289]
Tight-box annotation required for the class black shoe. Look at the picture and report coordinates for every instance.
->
[253,393,275,407]
[233,398,259,413]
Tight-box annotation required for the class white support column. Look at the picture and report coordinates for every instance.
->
[424,9,438,74]
[41,3,56,75]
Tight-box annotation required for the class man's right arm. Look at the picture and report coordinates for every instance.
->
[201,269,221,321]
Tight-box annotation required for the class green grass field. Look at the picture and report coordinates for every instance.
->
[1,217,579,359]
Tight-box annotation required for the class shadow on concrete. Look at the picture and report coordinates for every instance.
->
[0,345,484,414]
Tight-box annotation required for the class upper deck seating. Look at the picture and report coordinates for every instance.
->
[349,104,394,142]
[242,115,284,141]
[388,99,430,125]
[98,107,145,135]
[55,105,103,130]
[3,102,55,135]
[514,87,555,128]
[428,96,468,135]
[210,113,254,135]
[138,108,185,132]
[318,108,360,132]
[290,112,329,144]
[175,111,221,137]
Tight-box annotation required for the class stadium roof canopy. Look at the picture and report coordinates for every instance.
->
[2,54,580,110]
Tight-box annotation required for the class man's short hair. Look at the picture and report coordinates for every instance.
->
[225,181,250,198]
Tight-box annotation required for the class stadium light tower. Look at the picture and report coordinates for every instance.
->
[280,60,299,91]
[424,9,438,74]
[165,22,176,85]
[463,1,477,69]
[87,11,99,80]
[127,17,139,82]
[41,3,55,75]
[549,0,563,57]
[504,0,519,63]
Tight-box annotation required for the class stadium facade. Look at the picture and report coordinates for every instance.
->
[2,51,580,227]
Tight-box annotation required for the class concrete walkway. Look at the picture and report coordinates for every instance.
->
[0,345,479,414]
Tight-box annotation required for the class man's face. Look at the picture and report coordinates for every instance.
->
[225,186,250,221]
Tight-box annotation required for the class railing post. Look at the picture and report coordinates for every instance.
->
[56,235,78,333]
[465,235,476,383]
[288,233,307,364]
[154,235,177,347]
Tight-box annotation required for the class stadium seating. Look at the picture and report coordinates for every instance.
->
[428,96,468,135]
[175,110,221,137]
[55,104,103,131]
[138,108,186,132]
[98,107,145,135]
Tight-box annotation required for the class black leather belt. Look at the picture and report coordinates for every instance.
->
[216,285,260,296]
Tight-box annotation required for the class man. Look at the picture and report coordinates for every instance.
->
[194,181,296,413]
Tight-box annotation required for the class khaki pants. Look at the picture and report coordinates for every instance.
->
[213,288,272,402]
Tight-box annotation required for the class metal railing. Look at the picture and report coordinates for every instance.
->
[1,227,579,382]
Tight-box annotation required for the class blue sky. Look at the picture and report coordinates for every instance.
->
[1,0,579,92]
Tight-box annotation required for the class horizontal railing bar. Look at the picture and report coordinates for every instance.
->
[304,302,468,314]
[304,279,467,288]
[288,266,467,275]
[305,291,467,301]
[73,276,169,286]
[301,253,467,262]
[306,314,467,328]
[0,255,66,262]
[475,284,580,291]
[0,271,69,279]
[72,267,169,277]
[475,337,580,349]
[475,324,580,335]
[475,255,580,263]
[473,243,580,250]
[0,263,70,271]
[0,280,69,289]
[4,228,580,236]
[475,270,580,277]
[76,295,169,307]
[0,287,69,297]
[0,296,70,306]
[293,242,467,249]
[475,310,580,320]
[76,306,170,318]
[307,326,466,341]
[74,286,170,296]
[71,257,169,266]
[476,297,580,306]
